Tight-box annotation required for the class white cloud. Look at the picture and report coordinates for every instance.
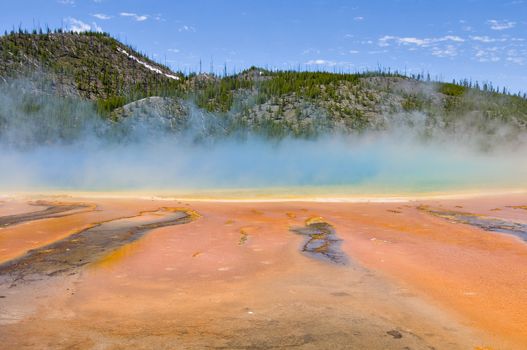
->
[471,35,495,43]
[349,50,359,54]
[431,45,458,57]
[506,49,526,64]
[64,17,102,33]
[368,50,388,54]
[507,56,525,64]
[302,48,321,55]
[379,35,422,47]
[379,35,464,47]
[487,19,516,30]
[441,35,465,42]
[120,12,148,22]
[397,37,428,46]
[58,0,74,4]
[64,17,90,32]
[470,35,508,43]
[92,22,103,32]
[474,47,501,62]
[305,59,337,66]
[168,48,180,53]
[378,34,469,60]
[378,36,394,47]
[353,16,364,21]
[459,20,473,31]
[92,13,112,20]
[178,25,196,32]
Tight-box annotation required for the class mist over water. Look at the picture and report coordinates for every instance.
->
[2,133,526,194]
[1,81,526,195]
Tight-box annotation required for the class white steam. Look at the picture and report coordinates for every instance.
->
[0,80,526,195]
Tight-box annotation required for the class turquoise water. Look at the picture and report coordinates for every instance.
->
[1,136,526,194]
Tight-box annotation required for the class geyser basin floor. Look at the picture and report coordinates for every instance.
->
[0,207,197,284]
[0,194,526,349]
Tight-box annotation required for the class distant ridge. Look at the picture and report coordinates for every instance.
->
[0,30,526,139]
[0,31,182,101]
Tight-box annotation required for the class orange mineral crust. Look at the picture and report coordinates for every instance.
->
[319,197,527,349]
[0,194,526,349]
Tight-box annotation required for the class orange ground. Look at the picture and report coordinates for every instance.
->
[0,193,526,349]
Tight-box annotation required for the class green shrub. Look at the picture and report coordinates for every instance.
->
[96,95,126,113]
[439,83,466,97]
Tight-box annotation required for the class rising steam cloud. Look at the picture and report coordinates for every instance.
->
[0,79,526,195]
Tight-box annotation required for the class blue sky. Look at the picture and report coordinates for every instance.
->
[1,0,526,93]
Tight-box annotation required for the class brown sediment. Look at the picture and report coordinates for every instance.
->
[0,207,199,284]
[238,228,249,245]
[508,205,527,211]
[418,205,527,242]
[291,216,348,264]
[0,200,94,228]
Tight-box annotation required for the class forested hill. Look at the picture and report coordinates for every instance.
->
[0,30,526,141]
[0,31,182,101]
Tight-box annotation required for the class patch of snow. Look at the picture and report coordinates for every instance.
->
[117,47,179,80]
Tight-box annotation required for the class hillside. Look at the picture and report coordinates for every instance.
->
[1,31,526,143]
[0,31,183,101]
